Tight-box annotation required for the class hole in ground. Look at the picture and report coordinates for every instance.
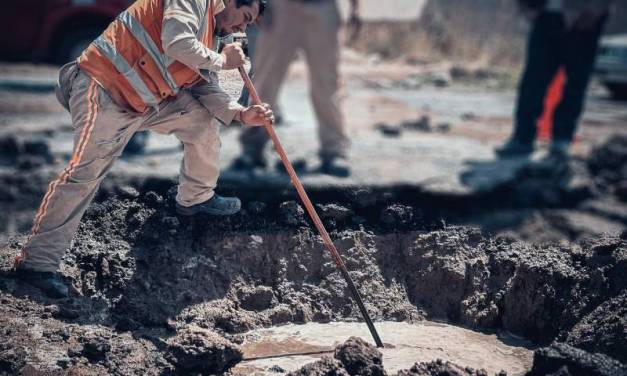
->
[1,189,624,375]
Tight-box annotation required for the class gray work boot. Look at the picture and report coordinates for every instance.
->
[495,139,533,159]
[176,194,242,216]
[16,268,69,299]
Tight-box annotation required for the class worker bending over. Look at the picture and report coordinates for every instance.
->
[14,0,273,298]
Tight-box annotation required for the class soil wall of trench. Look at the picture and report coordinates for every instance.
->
[0,136,625,375]
[0,183,626,375]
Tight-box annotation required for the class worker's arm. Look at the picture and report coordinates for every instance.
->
[191,72,272,126]
[161,0,244,72]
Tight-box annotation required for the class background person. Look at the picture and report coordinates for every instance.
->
[497,0,613,159]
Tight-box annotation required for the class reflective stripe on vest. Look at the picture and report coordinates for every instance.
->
[92,36,159,107]
[117,11,179,94]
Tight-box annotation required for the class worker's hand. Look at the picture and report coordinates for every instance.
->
[221,43,246,70]
[239,103,274,127]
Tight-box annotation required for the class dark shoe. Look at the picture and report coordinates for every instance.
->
[230,154,267,170]
[319,156,350,178]
[176,194,242,216]
[495,139,533,159]
[275,159,307,175]
[16,268,69,299]
[549,141,570,160]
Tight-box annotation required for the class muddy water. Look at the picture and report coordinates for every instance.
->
[233,321,534,375]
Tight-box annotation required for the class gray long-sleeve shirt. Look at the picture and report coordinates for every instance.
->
[162,0,243,125]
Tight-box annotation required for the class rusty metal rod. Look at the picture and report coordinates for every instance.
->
[238,66,383,348]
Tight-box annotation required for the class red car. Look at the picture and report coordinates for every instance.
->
[1,0,132,64]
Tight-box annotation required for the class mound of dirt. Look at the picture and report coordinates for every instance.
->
[588,135,627,202]
[565,293,627,363]
[528,342,627,376]
[0,187,625,374]
[287,337,385,376]
[0,135,54,170]
[397,359,490,376]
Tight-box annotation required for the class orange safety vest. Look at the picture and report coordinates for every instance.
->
[78,0,216,113]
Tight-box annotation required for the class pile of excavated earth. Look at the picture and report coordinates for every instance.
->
[0,136,625,375]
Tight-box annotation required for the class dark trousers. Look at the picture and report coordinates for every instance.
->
[513,11,607,145]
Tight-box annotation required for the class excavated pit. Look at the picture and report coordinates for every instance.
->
[0,136,625,375]
[0,181,626,375]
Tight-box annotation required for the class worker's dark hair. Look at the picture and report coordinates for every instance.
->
[236,0,267,16]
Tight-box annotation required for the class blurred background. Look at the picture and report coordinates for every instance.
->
[0,0,626,245]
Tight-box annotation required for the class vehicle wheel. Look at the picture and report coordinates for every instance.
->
[605,83,627,101]
[53,27,102,65]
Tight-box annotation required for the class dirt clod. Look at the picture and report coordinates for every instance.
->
[397,359,489,376]
[0,135,54,171]
[279,200,306,226]
[248,201,267,214]
[334,336,387,376]
[566,293,627,363]
[381,204,414,227]
[166,326,242,374]
[116,186,140,200]
[81,336,111,361]
[318,204,354,222]
[237,285,276,311]
[143,191,164,208]
[402,116,431,132]
[527,342,627,376]
[287,357,350,376]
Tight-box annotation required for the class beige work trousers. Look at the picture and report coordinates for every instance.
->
[240,0,349,160]
[17,67,221,272]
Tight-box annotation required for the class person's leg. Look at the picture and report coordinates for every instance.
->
[142,90,239,215]
[237,0,301,165]
[16,73,141,275]
[238,24,260,106]
[552,15,608,150]
[301,0,348,162]
[499,11,564,156]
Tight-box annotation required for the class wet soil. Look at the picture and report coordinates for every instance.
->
[0,176,625,374]
[0,65,625,374]
[234,321,533,375]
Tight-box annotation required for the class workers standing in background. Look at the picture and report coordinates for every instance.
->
[496,0,612,159]
[232,0,361,177]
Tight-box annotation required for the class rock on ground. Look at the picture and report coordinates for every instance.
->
[286,357,350,376]
[334,337,386,376]
[566,293,627,363]
[527,342,627,376]
[397,359,489,376]
[166,326,242,374]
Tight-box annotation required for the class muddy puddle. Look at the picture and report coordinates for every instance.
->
[234,321,534,375]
